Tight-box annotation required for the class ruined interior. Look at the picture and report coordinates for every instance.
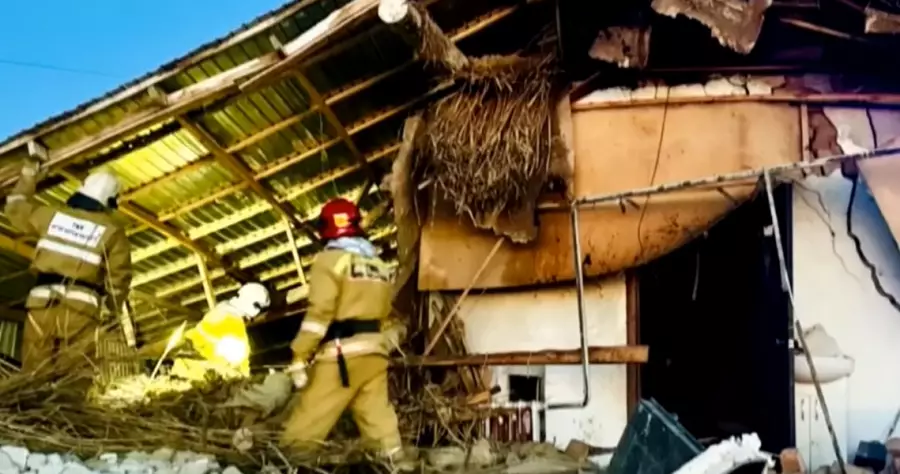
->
[638,186,795,453]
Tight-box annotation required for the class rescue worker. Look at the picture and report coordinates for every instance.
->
[4,161,132,372]
[157,282,272,381]
[281,198,410,467]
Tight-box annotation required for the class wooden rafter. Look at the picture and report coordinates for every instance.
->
[175,117,322,244]
[291,70,382,195]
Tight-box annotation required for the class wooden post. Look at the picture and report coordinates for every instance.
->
[195,254,216,310]
[378,0,470,73]
[283,217,307,286]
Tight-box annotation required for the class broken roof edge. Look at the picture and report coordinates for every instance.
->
[0,0,320,155]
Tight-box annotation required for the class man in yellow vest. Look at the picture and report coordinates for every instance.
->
[5,160,131,372]
[167,282,271,381]
[280,198,410,469]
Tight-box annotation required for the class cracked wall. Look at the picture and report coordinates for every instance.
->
[794,108,900,464]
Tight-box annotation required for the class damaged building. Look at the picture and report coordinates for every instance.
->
[1,0,900,472]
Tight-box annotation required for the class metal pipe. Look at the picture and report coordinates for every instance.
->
[547,205,591,410]
[762,170,846,474]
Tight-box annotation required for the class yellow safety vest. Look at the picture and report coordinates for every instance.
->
[185,303,251,377]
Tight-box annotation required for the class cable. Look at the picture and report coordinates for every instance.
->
[844,110,900,313]
[0,59,121,79]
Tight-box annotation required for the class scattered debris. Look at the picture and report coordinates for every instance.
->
[0,445,245,474]
[673,433,773,474]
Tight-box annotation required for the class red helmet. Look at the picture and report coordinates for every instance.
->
[317,198,363,240]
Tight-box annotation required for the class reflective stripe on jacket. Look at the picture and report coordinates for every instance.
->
[5,172,132,316]
[290,247,401,364]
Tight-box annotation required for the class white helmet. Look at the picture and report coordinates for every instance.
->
[231,282,271,319]
[78,170,121,208]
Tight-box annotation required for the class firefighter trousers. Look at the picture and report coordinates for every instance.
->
[281,354,401,454]
[21,306,98,373]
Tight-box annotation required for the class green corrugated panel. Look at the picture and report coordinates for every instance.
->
[607,399,703,474]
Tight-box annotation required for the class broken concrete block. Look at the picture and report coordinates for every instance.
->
[27,453,48,470]
[564,440,591,462]
[780,448,806,474]
[37,461,64,474]
[0,453,16,472]
[2,446,28,469]
[151,448,174,463]
[469,439,496,467]
[176,459,211,474]
[222,466,243,474]
[426,447,467,470]
[61,462,93,474]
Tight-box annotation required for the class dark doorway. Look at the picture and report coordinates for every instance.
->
[637,185,794,453]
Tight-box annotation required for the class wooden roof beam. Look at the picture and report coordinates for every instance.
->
[241,0,381,92]
[26,3,517,212]
[290,69,383,199]
[175,117,322,244]
[155,86,447,225]
[378,0,470,72]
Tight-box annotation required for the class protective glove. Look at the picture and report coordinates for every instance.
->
[286,361,308,389]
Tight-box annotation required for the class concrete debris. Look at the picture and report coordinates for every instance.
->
[0,446,245,474]
[674,433,774,474]
[418,441,597,473]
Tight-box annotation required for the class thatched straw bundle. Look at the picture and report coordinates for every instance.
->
[417,54,557,229]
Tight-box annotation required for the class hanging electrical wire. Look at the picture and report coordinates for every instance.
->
[0,58,121,79]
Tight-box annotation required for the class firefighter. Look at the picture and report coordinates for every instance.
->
[165,282,272,381]
[4,161,132,372]
[281,198,410,467]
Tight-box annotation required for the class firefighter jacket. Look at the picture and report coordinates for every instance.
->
[4,171,132,316]
[184,301,252,377]
[290,239,403,365]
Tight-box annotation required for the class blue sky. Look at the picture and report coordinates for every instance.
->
[0,0,286,141]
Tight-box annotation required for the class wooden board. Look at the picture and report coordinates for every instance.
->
[419,102,801,291]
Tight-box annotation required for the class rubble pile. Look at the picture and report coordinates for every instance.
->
[91,375,194,408]
[0,446,250,474]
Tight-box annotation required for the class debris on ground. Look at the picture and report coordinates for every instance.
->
[673,433,773,474]
[91,375,195,408]
[0,445,247,474]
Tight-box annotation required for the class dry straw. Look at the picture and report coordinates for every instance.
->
[0,344,480,472]
[417,53,557,226]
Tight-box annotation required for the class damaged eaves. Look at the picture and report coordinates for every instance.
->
[569,0,900,81]
[0,0,544,346]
